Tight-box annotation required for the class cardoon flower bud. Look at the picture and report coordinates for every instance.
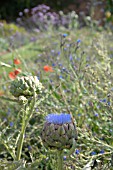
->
[10,76,43,98]
[18,96,28,105]
[41,113,77,150]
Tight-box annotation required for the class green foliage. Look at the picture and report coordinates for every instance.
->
[0,21,32,50]
[1,21,26,35]
[0,37,9,50]
[0,160,26,169]
[0,20,113,169]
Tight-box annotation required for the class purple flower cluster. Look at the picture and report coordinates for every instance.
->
[17,4,78,31]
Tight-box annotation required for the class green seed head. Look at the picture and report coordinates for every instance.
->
[10,76,43,98]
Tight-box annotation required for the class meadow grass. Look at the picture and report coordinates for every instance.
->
[0,26,113,169]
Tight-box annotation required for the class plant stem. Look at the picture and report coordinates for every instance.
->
[57,151,63,170]
[16,92,36,161]
[16,128,25,161]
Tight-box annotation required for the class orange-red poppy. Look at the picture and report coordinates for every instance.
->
[14,68,21,75]
[43,65,53,72]
[9,68,22,80]
[9,72,16,80]
[14,58,21,65]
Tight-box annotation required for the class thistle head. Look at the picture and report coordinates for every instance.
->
[41,113,77,150]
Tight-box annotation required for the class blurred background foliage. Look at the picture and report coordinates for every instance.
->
[0,0,108,22]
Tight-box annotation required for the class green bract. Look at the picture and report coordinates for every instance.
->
[10,76,43,97]
[41,121,77,150]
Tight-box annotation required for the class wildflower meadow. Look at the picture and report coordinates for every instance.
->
[0,2,113,170]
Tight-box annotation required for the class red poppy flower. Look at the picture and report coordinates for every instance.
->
[0,91,4,96]
[9,72,16,80]
[14,58,21,65]
[43,65,53,72]
[14,68,21,75]
[9,68,21,80]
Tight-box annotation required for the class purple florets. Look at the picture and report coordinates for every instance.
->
[46,113,71,124]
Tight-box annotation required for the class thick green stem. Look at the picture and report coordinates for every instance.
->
[16,128,25,161]
[57,151,63,170]
[16,106,26,161]
[16,91,36,161]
